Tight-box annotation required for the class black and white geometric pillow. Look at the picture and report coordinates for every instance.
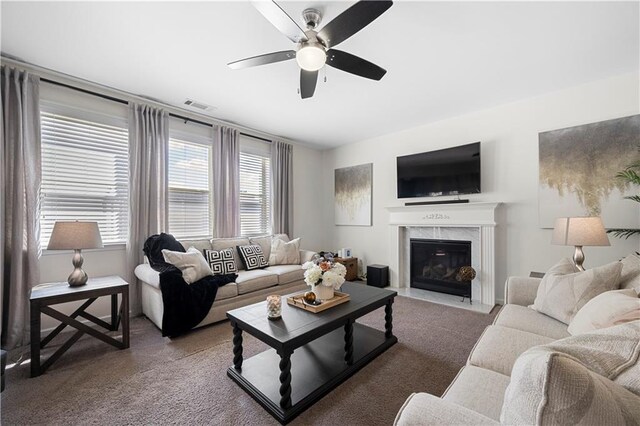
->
[203,248,238,275]
[236,244,269,271]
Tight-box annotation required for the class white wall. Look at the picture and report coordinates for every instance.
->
[36,83,325,331]
[322,73,640,303]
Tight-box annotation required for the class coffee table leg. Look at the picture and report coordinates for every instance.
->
[278,349,292,409]
[344,319,354,365]
[385,299,394,339]
[232,322,243,371]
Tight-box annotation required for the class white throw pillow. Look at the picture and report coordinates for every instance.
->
[619,254,640,292]
[269,238,301,265]
[568,289,640,335]
[162,246,213,284]
[501,321,640,425]
[532,258,623,324]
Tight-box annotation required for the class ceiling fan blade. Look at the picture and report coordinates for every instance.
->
[228,50,296,70]
[317,0,393,48]
[326,49,387,80]
[300,70,318,99]
[251,1,309,44]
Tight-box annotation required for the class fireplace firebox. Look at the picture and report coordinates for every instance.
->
[410,238,472,300]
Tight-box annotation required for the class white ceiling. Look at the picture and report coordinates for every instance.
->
[2,1,638,148]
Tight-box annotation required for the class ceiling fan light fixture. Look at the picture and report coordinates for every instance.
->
[296,44,326,71]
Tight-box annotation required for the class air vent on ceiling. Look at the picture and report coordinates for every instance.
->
[183,99,216,112]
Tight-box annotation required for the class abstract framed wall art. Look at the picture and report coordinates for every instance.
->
[538,114,640,228]
[335,163,373,226]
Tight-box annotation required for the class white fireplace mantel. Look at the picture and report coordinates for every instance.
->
[385,202,501,306]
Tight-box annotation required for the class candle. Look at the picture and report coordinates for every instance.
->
[267,295,282,319]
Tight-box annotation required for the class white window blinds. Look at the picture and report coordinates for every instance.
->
[168,138,212,239]
[240,139,272,237]
[40,111,129,246]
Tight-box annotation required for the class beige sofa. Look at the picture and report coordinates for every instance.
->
[395,275,640,425]
[134,234,314,330]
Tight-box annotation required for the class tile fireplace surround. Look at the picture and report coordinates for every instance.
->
[385,202,501,306]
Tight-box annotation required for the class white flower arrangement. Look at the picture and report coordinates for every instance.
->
[301,256,346,290]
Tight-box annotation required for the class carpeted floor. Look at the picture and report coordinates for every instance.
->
[1,296,497,425]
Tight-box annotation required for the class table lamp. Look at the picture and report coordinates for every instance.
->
[551,217,610,271]
[47,221,103,286]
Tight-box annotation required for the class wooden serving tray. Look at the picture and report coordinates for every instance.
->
[287,291,350,313]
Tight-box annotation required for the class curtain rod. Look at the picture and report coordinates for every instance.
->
[40,77,272,143]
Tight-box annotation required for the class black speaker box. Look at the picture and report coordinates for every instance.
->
[367,264,389,288]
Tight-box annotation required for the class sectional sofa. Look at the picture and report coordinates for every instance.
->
[395,273,640,425]
[134,234,315,330]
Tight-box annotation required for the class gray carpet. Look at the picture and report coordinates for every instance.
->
[1,296,497,425]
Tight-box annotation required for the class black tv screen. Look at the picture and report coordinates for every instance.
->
[397,142,481,198]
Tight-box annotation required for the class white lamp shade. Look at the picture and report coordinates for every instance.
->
[551,217,610,247]
[296,45,326,71]
[47,221,104,250]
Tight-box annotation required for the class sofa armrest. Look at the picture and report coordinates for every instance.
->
[134,263,160,289]
[394,393,499,426]
[505,276,542,306]
[299,250,317,264]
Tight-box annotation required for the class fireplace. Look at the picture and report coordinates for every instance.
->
[410,238,472,299]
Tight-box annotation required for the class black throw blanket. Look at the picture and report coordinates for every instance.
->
[158,269,236,337]
[143,233,237,337]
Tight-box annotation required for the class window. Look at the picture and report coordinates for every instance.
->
[239,138,271,236]
[40,109,129,247]
[168,137,212,239]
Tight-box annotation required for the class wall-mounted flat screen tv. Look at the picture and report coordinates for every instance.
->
[397,142,481,198]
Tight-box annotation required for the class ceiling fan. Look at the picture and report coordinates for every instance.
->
[228,0,393,99]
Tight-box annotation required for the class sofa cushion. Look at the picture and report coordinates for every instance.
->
[442,366,510,421]
[501,323,640,425]
[249,235,273,260]
[211,237,250,270]
[235,269,278,294]
[236,244,269,270]
[269,238,301,265]
[180,239,212,253]
[216,282,239,301]
[468,325,553,376]
[265,264,305,285]
[394,392,499,426]
[493,304,569,339]
[532,258,622,324]
[568,288,640,336]
[619,254,640,292]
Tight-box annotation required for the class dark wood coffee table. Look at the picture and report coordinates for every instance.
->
[226,282,397,424]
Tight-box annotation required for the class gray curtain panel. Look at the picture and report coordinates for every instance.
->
[1,67,42,349]
[271,140,293,236]
[127,103,169,315]
[213,125,240,237]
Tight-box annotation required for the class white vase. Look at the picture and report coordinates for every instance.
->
[312,284,334,301]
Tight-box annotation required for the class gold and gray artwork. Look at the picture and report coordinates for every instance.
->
[335,163,372,226]
[538,114,640,228]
